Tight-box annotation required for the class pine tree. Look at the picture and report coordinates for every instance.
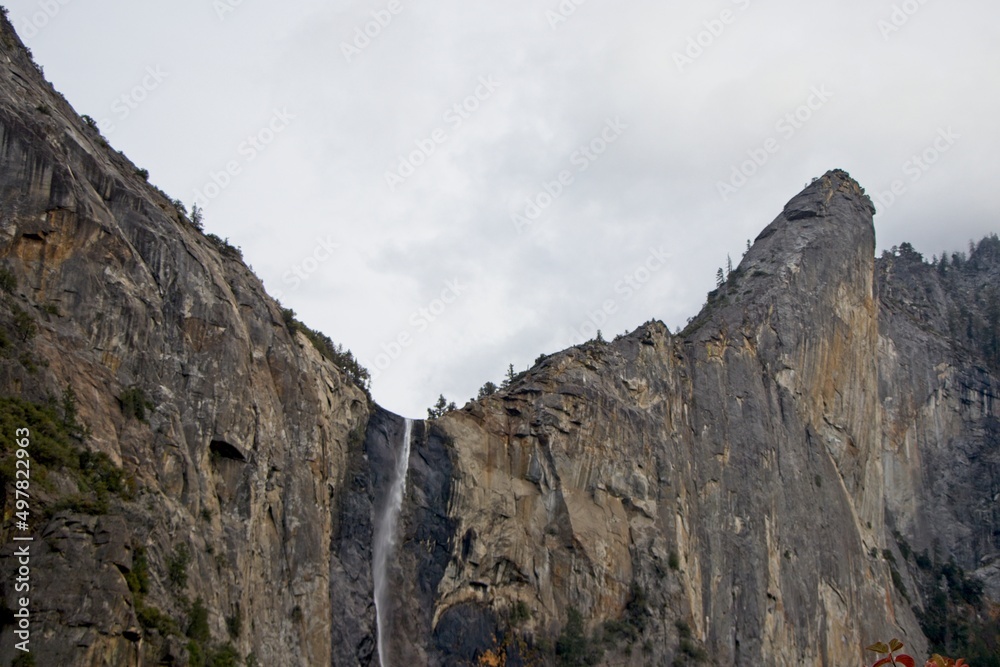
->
[190,204,204,230]
[501,363,516,389]
[427,394,450,419]
[555,607,599,666]
[715,268,725,288]
[726,254,733,277]
[61,384,78,431]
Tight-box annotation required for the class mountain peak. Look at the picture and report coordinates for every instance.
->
[782,168,877,221]
[735,169,877,290]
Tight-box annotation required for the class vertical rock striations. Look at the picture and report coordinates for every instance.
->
[0,10,995,665]
[0,13,369,667]
[876,239,1000,644]
[414,171,921,665]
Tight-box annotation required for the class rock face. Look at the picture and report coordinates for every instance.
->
[876,240,1000,609]
[0,12,996,667]
[382,172,911,666]
[0,13,369,667]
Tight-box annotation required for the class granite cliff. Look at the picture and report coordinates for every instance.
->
[0,11,996,667]
[0,12,369,666]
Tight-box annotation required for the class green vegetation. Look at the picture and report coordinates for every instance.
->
[0,396,78,473]
[51,449,129,514]
[226,606,242,639]
[168,543,191,589]
[12,652,36,666]
[888,562,909,602]
[893,530,912,561]
[475,359,534,403]
[427,394,457,419]
[137,603,180,638]
[280,307,371,393]
[0,394,128,515]
[556,607,602,666]
[133,592,247,667]
[900,234,1000,374]
[501,363,517,389]
[0,266,16,293]
[188,640,241,667]
[205,233,243,260]
[910,556,998,666]
[187,597,210,643]
[124,542,181,642]
[125,546,151,597]
[12,305,36,342]
[208,644,241,667]
[509,600,531,626]
[668,550,680,571]
[671,618,707,665]
[190,204,204,230]
[602,583,650,647]
[185,598,243,665]
[120,386,154,422]
[170,198,188,217]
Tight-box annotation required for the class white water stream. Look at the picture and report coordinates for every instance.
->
[373,418,412,667]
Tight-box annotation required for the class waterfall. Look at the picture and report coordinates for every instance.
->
[373,418,412,667]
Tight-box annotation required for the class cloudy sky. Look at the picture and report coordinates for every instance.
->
[8,0,999,418]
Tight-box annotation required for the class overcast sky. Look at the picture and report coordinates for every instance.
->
[7,0,999,418]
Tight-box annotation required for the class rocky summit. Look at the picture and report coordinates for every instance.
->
[0,11,997,667]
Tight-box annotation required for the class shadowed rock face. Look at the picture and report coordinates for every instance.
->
[875,241,1000,597]
[401,170,908,666]
[0,12,996,667]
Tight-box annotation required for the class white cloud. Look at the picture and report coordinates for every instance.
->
[8,0,999,417]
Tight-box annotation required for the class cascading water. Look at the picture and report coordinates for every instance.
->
[373,418,412,667]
